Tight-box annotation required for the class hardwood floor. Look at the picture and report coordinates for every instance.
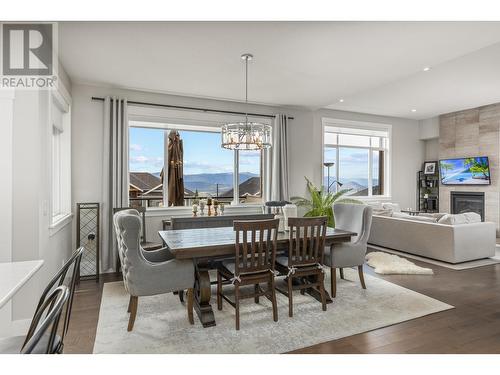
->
[64,258,500,354]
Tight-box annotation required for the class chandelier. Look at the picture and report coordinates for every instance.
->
[221,54,272,150]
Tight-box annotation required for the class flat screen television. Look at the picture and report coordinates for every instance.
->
[439,157,491,185]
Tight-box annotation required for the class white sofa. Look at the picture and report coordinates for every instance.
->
[368,214,496,263]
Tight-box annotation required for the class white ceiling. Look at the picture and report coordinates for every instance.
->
[59,21,500,119]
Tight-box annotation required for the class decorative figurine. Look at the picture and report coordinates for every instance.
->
[199,200,205,216]
[192,204,198,217]
[213,199,219,216]
[207,197,213,216]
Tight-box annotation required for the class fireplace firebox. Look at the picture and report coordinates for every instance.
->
[450,191,485,221]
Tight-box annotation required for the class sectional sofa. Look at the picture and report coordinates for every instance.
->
[367,205,496,264]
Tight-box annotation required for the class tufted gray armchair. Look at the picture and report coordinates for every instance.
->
[323,203,373,298]
[113,209,195,331]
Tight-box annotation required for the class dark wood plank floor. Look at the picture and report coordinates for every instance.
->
[64,257,500,354]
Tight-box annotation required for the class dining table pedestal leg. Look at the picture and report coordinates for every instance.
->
[193,262,216,328]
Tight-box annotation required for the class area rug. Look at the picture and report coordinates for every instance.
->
[93,268,453,354]
[366,251,434,275]
[368,244,500,270]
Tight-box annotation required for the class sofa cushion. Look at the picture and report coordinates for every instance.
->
[418,212,447,221]
[382,202,401,212]
[438,212,481,225]
[391,212,437,223]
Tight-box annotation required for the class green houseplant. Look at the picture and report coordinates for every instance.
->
[290,177,362,227]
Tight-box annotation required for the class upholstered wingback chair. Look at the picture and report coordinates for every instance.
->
[323,203,373,297]
[113,209,195,331]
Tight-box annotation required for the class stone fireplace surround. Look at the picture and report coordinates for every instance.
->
[439,103,500,234]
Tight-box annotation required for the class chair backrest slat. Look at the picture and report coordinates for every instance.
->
[287,217,327,267]
[234,219,279,275]
[258,227,264,268]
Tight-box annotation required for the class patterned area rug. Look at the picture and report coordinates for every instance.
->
[93,268,453,354]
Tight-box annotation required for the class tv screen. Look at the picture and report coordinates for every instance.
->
[439,157,491,185]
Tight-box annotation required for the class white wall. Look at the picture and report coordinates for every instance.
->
[3,66,74,332]
[72,83,424,250]
[9,88,74,325]
[419,117,440,140]
[0,90,15,335]
[287,108,424,208]
[424,138,440,161]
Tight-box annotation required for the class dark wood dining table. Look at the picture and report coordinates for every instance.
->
[159,226,355,328]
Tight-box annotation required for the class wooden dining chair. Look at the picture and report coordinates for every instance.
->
[275,216,328,317]
[217,218,280,330]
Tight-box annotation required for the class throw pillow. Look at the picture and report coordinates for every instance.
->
[438,212,482,225]
[463,212,481,223]
[382,202,401,213]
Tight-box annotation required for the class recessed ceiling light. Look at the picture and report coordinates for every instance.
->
[339,98,344,103]
[411,109,417,113]
[423,66,431,72]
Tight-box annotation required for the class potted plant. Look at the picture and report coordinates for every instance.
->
[290,177,362,227]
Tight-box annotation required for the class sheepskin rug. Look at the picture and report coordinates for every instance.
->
[366,251,434,275]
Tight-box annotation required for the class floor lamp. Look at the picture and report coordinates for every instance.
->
[323,162,343,193]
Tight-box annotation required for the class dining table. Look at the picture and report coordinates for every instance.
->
[159,226,356,328]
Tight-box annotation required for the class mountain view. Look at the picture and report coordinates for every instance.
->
[323,177,379,195]
[153,171,258,195]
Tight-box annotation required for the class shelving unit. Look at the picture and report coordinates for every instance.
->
[417,170,439,213]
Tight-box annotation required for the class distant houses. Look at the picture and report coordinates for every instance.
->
[129,172,261,206]
[129,172,193,207]
[219,176,262,202]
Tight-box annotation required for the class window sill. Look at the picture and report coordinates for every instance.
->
[49,213,73,236]
[145,204,263,217]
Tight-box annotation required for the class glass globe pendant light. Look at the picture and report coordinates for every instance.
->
[221,53,272,150]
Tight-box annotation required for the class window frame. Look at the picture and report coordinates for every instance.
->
[128,111,268,210]
[50,89,72,231]
[321,118,392,200]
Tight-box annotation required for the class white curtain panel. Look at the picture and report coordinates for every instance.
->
[101,97,129,272]
[270,114,290,201]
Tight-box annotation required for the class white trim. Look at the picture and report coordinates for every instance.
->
[142,183,163,196]
[321,117,392,199]
[129,182,143,192]
[162,130,169,205]
[128,105,272,129]
[323,117,393,132]
[49,212,73,236]
[233,150,240,205]
[130,114,267,209]
[52,85,70,113]
[50,89,72,228]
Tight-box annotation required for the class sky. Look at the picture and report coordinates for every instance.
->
[129,127,261,175]
[324,147,377,183]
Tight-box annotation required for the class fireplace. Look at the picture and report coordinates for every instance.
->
[450,192,485,221]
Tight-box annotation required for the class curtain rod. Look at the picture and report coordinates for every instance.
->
[91,97,294,120]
